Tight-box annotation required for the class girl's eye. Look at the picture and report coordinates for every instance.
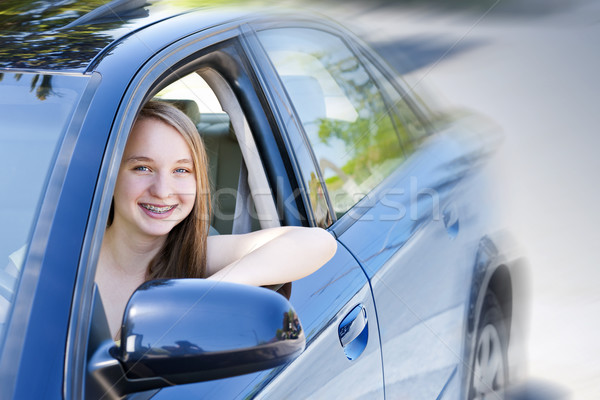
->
[134,166,150,172]
[174,168,190,174]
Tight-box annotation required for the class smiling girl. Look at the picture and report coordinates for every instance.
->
[95,101,337,339]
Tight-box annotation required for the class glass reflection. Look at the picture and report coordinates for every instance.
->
[258,28,405,219]
[276,309,302,341]
[0,0,150,70]
[0,71,89,352]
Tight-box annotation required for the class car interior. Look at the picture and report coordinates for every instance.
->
[153,69,280,235]
[158,97,247,235]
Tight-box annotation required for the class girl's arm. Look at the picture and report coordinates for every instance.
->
[205,226,337,286]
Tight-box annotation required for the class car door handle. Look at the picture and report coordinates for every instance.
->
[338,305,368,360]
[442,204,459,239]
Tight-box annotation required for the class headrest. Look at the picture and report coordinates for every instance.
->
[197,113,236,142]
[161,99,201,126]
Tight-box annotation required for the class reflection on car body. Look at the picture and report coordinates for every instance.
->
[0,1,522,399]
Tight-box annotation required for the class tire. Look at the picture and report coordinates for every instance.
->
[469,291,509,400]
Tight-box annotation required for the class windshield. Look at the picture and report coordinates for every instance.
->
[0,71,89,350]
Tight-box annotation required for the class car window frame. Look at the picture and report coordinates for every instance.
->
[64,13,315,395]
[64,26,271,399]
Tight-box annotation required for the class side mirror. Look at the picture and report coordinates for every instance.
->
[89,279,304,397]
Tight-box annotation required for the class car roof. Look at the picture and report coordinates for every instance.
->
[0,0,261,72]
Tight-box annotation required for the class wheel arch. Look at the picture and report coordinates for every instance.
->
[467,233,517,336]
[462,231,522,398]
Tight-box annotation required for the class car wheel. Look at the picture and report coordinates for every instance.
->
[469,291,508,400]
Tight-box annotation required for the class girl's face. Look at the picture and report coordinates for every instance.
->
[112,117,197,240]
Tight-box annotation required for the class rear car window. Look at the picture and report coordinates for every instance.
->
[0,71,88,350]
[258,28,406,221]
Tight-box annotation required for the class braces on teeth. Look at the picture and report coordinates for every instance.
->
[142,204,176,213]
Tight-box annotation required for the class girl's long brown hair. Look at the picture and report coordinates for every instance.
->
[111,101,212,279]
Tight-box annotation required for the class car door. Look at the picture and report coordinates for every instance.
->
[336,42,497,400]
[252,22,486,399]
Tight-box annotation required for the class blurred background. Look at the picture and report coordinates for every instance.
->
[285,0,599,398]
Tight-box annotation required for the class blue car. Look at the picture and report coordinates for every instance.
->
[0,1,521,399]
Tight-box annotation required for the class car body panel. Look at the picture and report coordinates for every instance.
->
[336,119,501,398]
